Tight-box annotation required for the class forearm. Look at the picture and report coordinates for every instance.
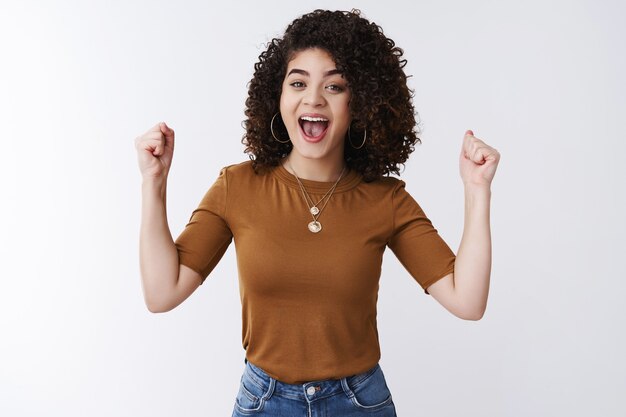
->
[139,178,179,311]
[454,185,492,319]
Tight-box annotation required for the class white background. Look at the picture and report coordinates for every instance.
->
[1,0,624,416]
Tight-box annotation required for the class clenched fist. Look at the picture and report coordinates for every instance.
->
[459,130,500,188]
[135,122,175,180]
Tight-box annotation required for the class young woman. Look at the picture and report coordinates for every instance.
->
[135,9,499,417]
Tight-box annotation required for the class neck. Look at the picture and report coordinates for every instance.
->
[282,153,346,182]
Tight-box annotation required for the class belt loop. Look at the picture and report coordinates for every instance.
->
[264,376,276,400]
[340,377,355,399]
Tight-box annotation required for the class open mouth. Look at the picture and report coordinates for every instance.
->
[298,115,329,140]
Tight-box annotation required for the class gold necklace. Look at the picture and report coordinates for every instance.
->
[286,161,346,233]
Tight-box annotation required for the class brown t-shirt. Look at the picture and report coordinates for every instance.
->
[174,160,456,384]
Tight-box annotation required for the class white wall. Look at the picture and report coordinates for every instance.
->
[1,0,624,416]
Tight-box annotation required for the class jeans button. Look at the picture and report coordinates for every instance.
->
[306,386,316,395]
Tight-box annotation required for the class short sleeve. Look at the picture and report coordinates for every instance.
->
[174,166,233,285]
[387,180,456,295]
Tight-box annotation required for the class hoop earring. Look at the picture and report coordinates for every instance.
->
[271,112,291,144]
[348,124,367,149]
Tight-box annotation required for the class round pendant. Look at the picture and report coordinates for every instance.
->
[310,206,320,215]
[308,221,322,233]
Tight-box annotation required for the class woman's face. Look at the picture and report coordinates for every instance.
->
[279,48,351,166]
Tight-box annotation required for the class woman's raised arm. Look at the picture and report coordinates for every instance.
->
[135,123,202,313]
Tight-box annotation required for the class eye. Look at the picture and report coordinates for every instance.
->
[290,81,305,88]
[326,84,345,93]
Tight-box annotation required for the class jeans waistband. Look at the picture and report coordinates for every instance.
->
[242,358,381,401]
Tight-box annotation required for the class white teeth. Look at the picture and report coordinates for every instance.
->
[300,116,329,122]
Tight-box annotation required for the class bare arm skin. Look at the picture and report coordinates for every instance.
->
[139,178,203,313]
[427,185,491,320]
[135,122,204,313]
[426,131,500,320]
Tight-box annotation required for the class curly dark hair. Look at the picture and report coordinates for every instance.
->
[241,9,422,182]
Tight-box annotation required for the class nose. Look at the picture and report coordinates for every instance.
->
[303,87,326,107]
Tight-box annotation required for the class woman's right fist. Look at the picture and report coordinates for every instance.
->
[135,122,175,180]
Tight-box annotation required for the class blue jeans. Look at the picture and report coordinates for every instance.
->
[232,359,398,416]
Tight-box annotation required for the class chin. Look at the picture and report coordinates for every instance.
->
[291,147,330,160]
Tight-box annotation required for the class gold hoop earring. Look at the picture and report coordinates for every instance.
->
[348,125,367,149]
[271,112,291,144]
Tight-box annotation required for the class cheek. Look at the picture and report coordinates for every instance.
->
[337,104,352,127]
[279,92,296,113]
[339,97,351,118]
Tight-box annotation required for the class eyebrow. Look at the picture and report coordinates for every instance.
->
[287,68,343,77]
